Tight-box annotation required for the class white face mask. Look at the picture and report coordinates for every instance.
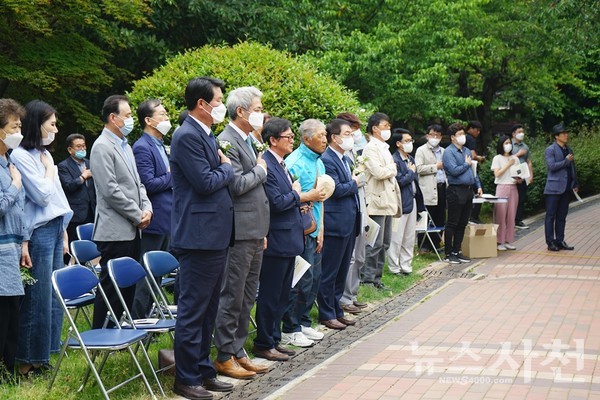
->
[428,137,441,147]
[455,135,466,146]
[208,102,227,124]
[41,126,56,146]
[352,129,363,141]
[504,143,513,154]
[117,116,135,136]
[155,120,172,136]
[402,142,414,154]
[339,136,355,151]
[380,129,391,141]
[248,112,264,130]
[515,132,525,141]
[1,129,23,149]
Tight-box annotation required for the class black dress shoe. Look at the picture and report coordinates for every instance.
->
[557,241,574,250]
[547,242,560,252]
[202,377,233,392]
[251,346,289,361]
[173,380,213,399]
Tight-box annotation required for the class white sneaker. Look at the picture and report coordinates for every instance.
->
[504,243,516,250]
[301,326,324,341]
[281,331,314,347]
[497,244,507,251]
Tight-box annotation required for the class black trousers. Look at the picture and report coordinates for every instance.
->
[0,296,21,374]
[471,179,483,221]
[515,180,528,223]
[92,236,141,329]
[445,185,473,254]
[545,191,571,245]
[419,183,446,250]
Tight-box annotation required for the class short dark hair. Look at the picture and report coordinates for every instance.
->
[0,98,25,129]
[178,109,189,126]
[102,95,129,123]
[511,124,524,135]
[467,120,482,130]
[447,122,465,137]
[336,112,362,128]
[366,112,390,134]
[427,124,443,134]
[137,99,162,129]
[326,118,352,143]
[262,117,292,146]
[66,133,85,148]
[185,76,225,111]
[21,100,57,151]
[496,134,512,155]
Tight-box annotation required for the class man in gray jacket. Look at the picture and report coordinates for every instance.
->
[90,94,153,329]
[213,87,270,379]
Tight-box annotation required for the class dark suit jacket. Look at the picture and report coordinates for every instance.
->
[170,116,234,250]
[58,157,96,225]
[133,133,173,235]
[544,142,578,195]
[393,150,425,215]
[262,150,304,258]
[321,147,359,238]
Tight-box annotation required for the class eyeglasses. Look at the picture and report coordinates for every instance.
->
[402,139,414,144]
[278,135,295,142]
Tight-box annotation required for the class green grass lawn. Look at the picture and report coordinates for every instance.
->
[3,252,438,399]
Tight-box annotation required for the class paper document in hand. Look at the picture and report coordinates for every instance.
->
[573,190,583,203]
[415,211,428,231]
[510,162,530,180]
[365,217,381,247]
[292,256,311,288]
[471,160,478,178]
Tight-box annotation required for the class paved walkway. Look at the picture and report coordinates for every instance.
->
[266,200,600,400]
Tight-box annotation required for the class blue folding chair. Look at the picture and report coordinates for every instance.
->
[108,257,176,386]
[143,251,179,318]
[71,239,102,275]
[76,222,95,241]
[49,265,158,400]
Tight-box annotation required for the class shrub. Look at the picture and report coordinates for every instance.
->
[127,41,371,143]
[479,125,600,216]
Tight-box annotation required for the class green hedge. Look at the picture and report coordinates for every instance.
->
[127,42,371,143]
[479,125,600,216]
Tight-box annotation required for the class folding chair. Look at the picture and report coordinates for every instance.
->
[71,239,102,275]
[108,257,176,386]
[415,210,445,262]
[142,251,179,318]
[49,265,157,400]
[76,222,94,241]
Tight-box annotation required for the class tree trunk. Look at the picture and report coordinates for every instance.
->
[0,79,8,98]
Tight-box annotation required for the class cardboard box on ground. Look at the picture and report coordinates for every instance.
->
[462,224,498,258]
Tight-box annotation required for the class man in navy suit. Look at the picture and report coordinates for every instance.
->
[318,119,360,329]
[58,133,96,244]
[544,124,579,252]
[131,99,173,319]
[170,77,234,399]
[252,118,305,362]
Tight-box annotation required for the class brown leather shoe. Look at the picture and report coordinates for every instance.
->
[158,349,175,375]
[353,301,368,309]
[337,317,356,326]
[321,319,346,330]
[341,304,362,314]
[251,346,289,361]
[214,357,256,380]
[275,345,296,356]
[236,356,269,374]
[173,379,213,399]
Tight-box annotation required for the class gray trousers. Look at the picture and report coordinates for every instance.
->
[341,228,366,305]
[361,215,392,284]
[214,238,263,358]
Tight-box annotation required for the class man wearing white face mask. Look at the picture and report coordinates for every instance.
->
[213,86,271,379]
[90,94,153,329]
[361,112,399,290]
[130,99,174,319]
[511,124,533,229]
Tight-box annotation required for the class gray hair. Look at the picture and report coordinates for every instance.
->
[226,86,263,121]
[299,119,325,139]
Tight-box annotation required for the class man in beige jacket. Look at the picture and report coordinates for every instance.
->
[361,112,400,289]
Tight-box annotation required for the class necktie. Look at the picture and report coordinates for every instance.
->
[245,136,256,159]
[342,156,352,179]
[209,131,219,154]
[280,160,293,184]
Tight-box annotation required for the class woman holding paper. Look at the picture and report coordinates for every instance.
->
[491,135,522,251]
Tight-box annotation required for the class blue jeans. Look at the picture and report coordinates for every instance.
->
[282,236,321,333]
[16,217,64,365]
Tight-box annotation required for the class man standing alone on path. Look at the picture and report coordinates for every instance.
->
[511,124,533,229]
[544,124,578,252]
